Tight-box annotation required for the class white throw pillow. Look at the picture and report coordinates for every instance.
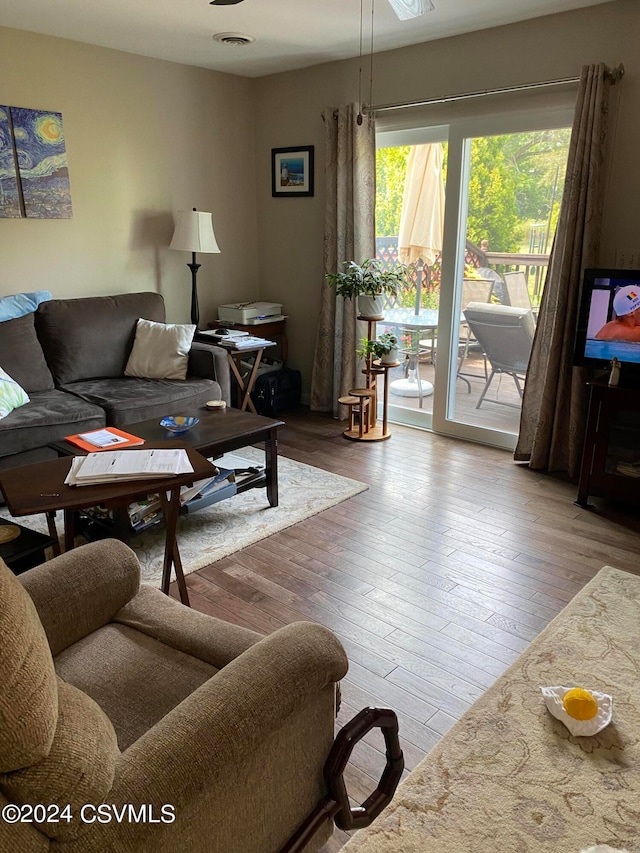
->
[124,318,196,381]
[0,366,30,419]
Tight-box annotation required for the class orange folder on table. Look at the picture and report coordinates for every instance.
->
[64,427,145,452]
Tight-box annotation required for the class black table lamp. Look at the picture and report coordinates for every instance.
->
[169,208,221,328]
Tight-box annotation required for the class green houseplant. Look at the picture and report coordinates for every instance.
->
[356,332,400,365]
[326,259,407,319]
[376,332,400,364]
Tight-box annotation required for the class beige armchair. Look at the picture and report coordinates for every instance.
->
[0,539,352,853]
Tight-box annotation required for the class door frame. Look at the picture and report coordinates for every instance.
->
[377,101,575,449]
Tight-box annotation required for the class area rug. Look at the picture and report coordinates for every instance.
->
[342,565,640,852]
[1,448,367,588]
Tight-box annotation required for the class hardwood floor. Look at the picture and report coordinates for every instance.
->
[173,408,640,851]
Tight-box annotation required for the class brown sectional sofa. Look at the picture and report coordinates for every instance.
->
[0,292,231,472]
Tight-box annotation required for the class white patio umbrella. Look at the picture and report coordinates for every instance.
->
[392,143,446,400]
[397,143,445,266]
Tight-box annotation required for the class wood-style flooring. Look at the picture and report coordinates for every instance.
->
[172,408,640,851]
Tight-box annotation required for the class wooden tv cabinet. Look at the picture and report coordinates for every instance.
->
[576,379,640,507]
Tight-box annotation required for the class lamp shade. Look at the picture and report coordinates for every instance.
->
[169,209,220,254]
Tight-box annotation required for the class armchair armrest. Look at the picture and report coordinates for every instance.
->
[114,584,264,669]
[19,539,140,656]
[188,341,231,405]
[112,619,347,795]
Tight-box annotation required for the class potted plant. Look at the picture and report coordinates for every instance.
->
[326,258,407,319]
[355,337,377,363]
[355,333,400,366]
[375,332,400,365]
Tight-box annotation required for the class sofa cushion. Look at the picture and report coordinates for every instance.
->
[0,313,55,392]
[36,292,165,385]
[0,367,30,420]
[55,624,217,751]
[0,557,58,773]
[125,318,196,381]
[0,389,105,457]
[61,376,220,428]
[1,677,119,841]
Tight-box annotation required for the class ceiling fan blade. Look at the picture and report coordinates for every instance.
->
[387,0,434,20]
[209,0,245,5]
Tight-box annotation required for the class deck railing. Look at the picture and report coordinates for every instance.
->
[376,236,549,309]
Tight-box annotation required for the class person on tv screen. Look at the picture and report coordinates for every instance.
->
[595,285,640,342]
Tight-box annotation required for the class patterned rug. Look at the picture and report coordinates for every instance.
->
[343,565,640,853]
[1,448,367,588]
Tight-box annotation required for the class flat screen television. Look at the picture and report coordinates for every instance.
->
[574,268,640,379]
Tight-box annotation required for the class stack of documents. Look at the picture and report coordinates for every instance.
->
[64,449,194,486]
[197,329,248,340]
[198,329,275,349]
[221,335,275,350]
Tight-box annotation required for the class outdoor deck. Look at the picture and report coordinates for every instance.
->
[379,352,523,435]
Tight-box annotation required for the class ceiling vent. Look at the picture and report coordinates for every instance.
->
[212,32,255,46]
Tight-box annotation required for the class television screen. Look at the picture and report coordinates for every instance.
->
[574,268,640,369]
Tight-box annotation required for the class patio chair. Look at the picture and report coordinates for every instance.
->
[447,278,494,391]
[413,278,494,395]
[462,303,536,409]
[503,270,534,312]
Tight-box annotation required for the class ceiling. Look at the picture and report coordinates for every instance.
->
[2,0,615,79]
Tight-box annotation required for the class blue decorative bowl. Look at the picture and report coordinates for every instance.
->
[160,416,199,434]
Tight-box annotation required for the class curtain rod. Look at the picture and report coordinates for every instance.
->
[364,63,624,115]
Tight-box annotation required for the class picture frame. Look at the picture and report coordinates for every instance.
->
[271,146,314,197]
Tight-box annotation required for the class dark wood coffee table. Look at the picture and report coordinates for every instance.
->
[0,445,217,606]
[52,407,285,508]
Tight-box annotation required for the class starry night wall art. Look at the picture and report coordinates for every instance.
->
[0,106,72,219]
[0,107,21,218]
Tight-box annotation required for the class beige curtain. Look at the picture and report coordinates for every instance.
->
[310,103,376,415]
[515,63,616,477]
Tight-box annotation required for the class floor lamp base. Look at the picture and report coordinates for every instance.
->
[188,259,201,328]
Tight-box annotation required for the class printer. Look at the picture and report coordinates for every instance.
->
[217,301,283,325]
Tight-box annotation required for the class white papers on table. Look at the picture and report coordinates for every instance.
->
[215,453,256,470]
[64,449,194,486]
[220,336,276,349]
[213,453,264,486]
[198,328,249,339]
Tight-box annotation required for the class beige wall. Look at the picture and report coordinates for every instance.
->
[1,1,638,394]
[255,0,640,396]
[0,27,259,324]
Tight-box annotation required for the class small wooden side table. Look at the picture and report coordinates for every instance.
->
[208,318,288,365]
[196,335,276,414]
[0,521,58,574]
[0,446,217,606]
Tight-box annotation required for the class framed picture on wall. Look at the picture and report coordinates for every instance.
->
[271,146,314,197]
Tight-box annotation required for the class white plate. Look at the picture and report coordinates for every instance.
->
[541,685,613,736]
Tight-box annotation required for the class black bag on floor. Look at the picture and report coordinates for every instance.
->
[251,367,301,416]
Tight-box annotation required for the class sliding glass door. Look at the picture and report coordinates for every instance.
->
[376,106,572,448]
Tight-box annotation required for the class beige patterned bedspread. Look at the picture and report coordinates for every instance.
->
[343,566,640,853]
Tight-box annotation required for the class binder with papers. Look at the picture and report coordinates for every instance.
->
[64,449,194,486]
